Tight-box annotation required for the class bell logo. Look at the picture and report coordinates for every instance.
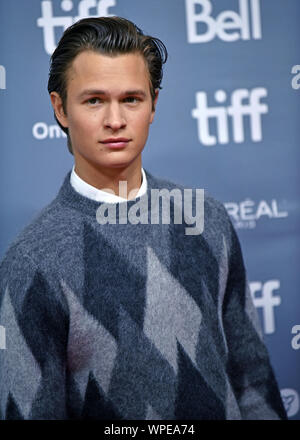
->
[37,0,117,55]
[250,280,281,334]
[185,0,262,43]
[191,87,268,146]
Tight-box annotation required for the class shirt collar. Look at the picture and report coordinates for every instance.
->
[70,165,147,203]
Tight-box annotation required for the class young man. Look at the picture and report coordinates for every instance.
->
[0,17,286,420]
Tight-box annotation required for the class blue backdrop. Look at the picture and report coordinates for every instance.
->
[0,0,299,419]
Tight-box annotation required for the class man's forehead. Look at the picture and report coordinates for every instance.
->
[68,50,149,78]
[66,50,151,93]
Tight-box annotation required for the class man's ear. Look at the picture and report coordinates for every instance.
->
[50,92,69,128]
[150,89,159,123]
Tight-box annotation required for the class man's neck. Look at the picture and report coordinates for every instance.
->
[73,157,143,200]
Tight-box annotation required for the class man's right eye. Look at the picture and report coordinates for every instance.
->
[87,97,102,105]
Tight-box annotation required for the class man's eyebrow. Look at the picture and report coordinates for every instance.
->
[123,90,147,97]
[78,89,105,99]
[78,89,147,98]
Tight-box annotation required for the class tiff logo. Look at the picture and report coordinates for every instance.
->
[37,0,116,55]
[0,325,6,349]
[192,87,268,146]
[250,280,281,335]
[185,0,262,43]
[0,65,6,90]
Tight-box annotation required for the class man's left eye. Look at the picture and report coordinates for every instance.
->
[124,97,139,103]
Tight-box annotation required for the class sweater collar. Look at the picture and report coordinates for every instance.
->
[56,168,159,219]
[70,166,148,203]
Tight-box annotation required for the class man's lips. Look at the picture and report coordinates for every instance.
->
[100,138,131,149]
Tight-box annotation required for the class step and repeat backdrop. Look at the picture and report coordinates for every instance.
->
[0,0,299,419]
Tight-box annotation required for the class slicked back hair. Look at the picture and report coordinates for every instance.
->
[48,16,168,154]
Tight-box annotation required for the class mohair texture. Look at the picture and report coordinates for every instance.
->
[0,170,287,420]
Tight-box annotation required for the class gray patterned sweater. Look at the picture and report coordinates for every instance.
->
[0,170,286,420]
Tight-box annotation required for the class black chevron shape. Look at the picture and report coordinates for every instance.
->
[66,374,84,420]
[19,271,69,370]
[81,371,122,420]
[82,223,147,339]
[175,342,226,420]
[6,393,23,420]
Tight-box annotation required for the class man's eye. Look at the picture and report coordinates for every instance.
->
[87,97,102,105]
[124,97,139,103]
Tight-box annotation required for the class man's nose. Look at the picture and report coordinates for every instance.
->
[104,103,126,131]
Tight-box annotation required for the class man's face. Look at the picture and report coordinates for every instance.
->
[51,50,157,173]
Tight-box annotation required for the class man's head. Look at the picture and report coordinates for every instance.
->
[48,16,167,155]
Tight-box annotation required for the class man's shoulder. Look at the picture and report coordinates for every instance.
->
[144,169,237,258]
[145,170,231,224]
[1,206,56,267]
[0,177,79,272]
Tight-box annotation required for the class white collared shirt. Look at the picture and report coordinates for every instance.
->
[70,166,147,203]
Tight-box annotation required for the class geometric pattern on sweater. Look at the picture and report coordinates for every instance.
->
[0,169,287,420]
[0,286,41,419]
[61,243,225,420]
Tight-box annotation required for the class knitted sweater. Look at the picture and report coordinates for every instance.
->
[0,170,287,420]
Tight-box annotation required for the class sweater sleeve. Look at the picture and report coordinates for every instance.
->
[0,250,69,420]
[221,216,287,420]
